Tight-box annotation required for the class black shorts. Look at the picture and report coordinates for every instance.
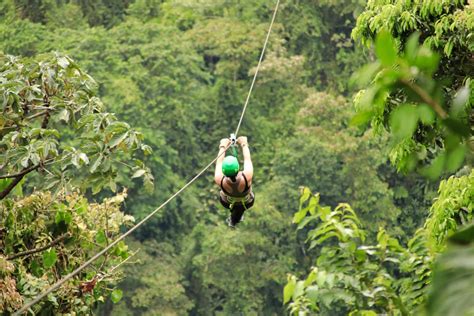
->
[220,192,255,212]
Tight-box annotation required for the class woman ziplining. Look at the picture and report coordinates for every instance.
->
[13,0,280,313]
[215,136,254,227]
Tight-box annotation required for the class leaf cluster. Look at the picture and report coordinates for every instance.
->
[0,53,153,198]
[0,190,134,314]
[351,30,472,178]
[285,169,473,315]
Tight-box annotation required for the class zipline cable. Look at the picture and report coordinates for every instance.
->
[234,0,280,137]
[14,147,229,315]
[14,0,280,314]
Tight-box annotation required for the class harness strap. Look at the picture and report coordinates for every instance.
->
[220,176,231,196]
[242,173,250,192]
[228,194,251,210]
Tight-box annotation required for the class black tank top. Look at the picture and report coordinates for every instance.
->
[220,172,250,198]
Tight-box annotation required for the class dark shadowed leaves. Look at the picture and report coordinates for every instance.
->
[443,118,471,137]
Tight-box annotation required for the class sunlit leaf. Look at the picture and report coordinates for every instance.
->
[375,30,397,66]
[55,210,72,225]
[43,248,57,269]
[293,281,305,300]
[109,132,129,149]
[299,187,312,208]
[111,289,123,303]
[284,276,296,304]
[293,208,308,224]
[57,57,70,69]
[132,169,146,178]
[59,109,70,122]
[79,153,89,165]
[451,84,470,116]
[90,154,103,173]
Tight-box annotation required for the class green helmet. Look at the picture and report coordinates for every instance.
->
[222,156,239,177]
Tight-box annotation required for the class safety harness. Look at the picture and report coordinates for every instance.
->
[220,173,252,210]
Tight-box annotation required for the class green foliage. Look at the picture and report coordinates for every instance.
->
[351,31,472,177]
[111,289,123,303]
[426,223,474,316]
[183,223,286,314]
[42,248,58,269]
[0,0,454,314]
[274,92,403,236]
[424,169,473,253]
[0,190,134,314]
[352,0,473,177]
[45,3,88,30]
[0,53,153,197]
[111,239,194,315]
[283,0,368,93]
[352,0,473,63]
[7,0,132,27]
[0,19,51,56]
[287,190,408,315]
[0,52,153,313]
[286,169,473,315]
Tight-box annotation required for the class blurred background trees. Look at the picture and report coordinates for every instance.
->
[1,0,471,314]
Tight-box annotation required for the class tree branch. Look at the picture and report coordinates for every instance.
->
[0,173,26,200]
[25,110,50,121]
[97,249,139,282]
[6,233,71,260]
[0,164,42,199]
[41,95,51,129]
[0,158,55,199]
[0,164,40,179]
[399,78,448,119]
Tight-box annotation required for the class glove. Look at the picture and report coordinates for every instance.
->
[237,136,248,146]
[220,138,231,148]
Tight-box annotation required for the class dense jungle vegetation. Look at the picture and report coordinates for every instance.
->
[0,0,472,315]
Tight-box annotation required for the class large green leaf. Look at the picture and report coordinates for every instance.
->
[284,276,296,304]
[111,289,123,303]
[43,248,57,269]
[427,243,474,316]
[389,104,418,140]
[95,230,107,246]
[375,30,397,66]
